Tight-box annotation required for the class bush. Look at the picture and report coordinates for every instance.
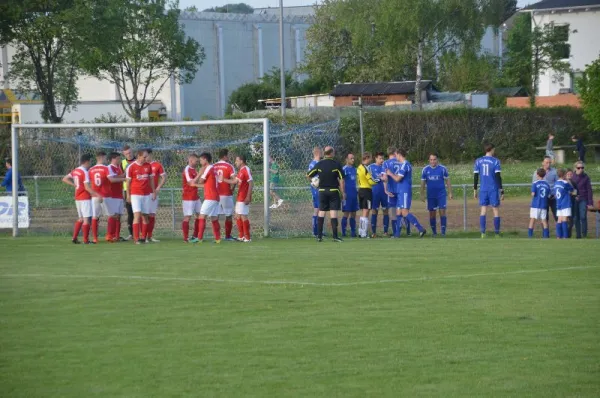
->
[340,107,599,163]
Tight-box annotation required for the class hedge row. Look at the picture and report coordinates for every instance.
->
[339,107,599,163]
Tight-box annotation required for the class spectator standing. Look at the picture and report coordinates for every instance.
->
[571,161,593,238]
[571,135,586,163]
[565,168,576,238]
[1,158,25,194]
[532,156,558,221]
[546,133,555,163]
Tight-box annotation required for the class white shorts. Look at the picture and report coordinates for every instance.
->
[131,194,151,214]
[557,208,572,217]
[76,200,92,218]
[104,197,124,215]
[148,196,159,214]
[235,201,250,216]
[529,208,548,220]
[200,199,220,217]
[92,197,109,218]
[182,200,202,216]
[219,196,234,216]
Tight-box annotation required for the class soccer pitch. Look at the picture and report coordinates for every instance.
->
[1,238,599,397]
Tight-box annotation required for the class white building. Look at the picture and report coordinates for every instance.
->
[522,0,600,96]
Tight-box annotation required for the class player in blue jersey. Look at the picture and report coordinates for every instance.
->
[473,143,504,238]
[420,153,452,237]
[554,168,576,239]
[528,168,551,238]
[308,147,323,237]
[368,152,390,237]
[342,153,358,237]
[383,147,401,237]
[386,148,426,238]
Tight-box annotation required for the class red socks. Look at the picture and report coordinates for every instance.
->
[198,218,206,240]
[212,220,221,241]
[73,220,83,240]
[236,218,244,238]
[106,217,114,240]
[133,223,140,242]
[225,219,233,239]
[115,220,121,240]
[82,223,90,243]
[91,218,99,242]
[182,220,189,241]
[141,222,148,241]
[193,219,200,238]
[148,216,155,239]
[243,220,251,240]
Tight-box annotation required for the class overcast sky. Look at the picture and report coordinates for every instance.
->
[183,0,536,11]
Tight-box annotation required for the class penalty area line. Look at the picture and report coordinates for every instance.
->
[1,265,599,287]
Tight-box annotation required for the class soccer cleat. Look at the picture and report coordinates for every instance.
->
[118,237,127,242]
[316,237,323,242]
[333,237,343,243]
[419,230,427,238]
[150,238,160,243]
[242,238,252,243]
[124,235,133,241]
[481,233,486,239]
[134,240,142,245]
[224,237,237,242]
[189,237,199,243]
[495,234,502,238]
[72,239,81,244]
[85,241,95,245]
[214,240,221,244]
[93,239,98,244]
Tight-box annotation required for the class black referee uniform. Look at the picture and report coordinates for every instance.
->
[307,157,344,241]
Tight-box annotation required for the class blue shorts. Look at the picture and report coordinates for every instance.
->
[427,195,447,211]
[396,191,412,210]
[387,194,397,209]
[343,192,359,212]
[372,190,388,210]
[479,189,500,207]
[311,187,319,208]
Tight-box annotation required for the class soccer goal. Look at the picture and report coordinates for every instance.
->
[8,118,340,239]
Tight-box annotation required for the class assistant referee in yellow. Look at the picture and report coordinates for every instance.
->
[357,152,379,238]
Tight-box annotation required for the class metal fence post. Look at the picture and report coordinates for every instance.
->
[462,184,467,232]
[33,176,39,207]
[170,189,175,231]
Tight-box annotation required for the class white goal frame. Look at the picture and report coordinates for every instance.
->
[10,119,272,238]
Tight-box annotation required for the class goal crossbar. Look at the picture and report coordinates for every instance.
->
[10,118,271,238]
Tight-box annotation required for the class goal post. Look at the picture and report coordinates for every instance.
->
[10,119,271,238]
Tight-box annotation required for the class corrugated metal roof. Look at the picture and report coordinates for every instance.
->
[330,81,433,97]
[492,87,528,97]
[523,0,600,11]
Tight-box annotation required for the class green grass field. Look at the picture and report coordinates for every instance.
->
[1,237,599,397]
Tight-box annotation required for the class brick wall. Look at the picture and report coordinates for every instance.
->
[507,94,581,108]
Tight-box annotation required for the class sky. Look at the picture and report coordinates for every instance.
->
[182,0,536,11]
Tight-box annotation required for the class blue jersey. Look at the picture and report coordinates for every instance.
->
[308,160,318,186]
[397,161,412,193]
[474,156,501,191]
[531,180,551,209]
[421,165,448,198]
[368,163,385,194]
[342,165,357,194]
[554,180,574,210]
[383,158,400,194]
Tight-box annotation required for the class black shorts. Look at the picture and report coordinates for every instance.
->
[318,189,342,211]
[358,188,372,210]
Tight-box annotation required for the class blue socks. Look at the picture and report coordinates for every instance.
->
[430,217,437,235]
[493,217,501,235]
[406,213,425,233]
[561,222,568,239]
[371,214,377,234]
[312,216,318,236]
[530,227,550,238]
[528,228,533,238]
[395,215,403,237]
[383,214,389,233]
[405,219,411,235]
[480,215,486,234]
[440,216,447,235]
[349,218,357,237]
[391,219,397,236]
[543,228,549,238]
[342,217,348,237]
[556,222,563,239]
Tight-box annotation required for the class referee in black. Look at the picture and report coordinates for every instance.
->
[307,146,345,242]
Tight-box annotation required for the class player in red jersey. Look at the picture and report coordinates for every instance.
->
[195,152,221,243]
[107,152,126,241]
[62,154,100,244]
[89,151,124,243]
[181,154,203,243]
[213,148,238,241]
[145,149,167,243]
[234,155,253,242]
[125,149,156,244]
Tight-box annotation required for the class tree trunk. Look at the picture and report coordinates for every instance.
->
[415,39,424,111]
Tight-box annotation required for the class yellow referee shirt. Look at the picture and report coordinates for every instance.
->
[357,164,378,189]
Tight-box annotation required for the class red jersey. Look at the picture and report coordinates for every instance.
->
[126,161,153,195]
[236,165,253,202]
[182,165,199,201]
[200,164,219,201]
[109,164,124,199]
[150,161,166,188]
[68,166,91,201]
[89,164,114,198]
[213,160,236,197]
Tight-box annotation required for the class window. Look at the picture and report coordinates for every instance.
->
[553,25,570,59]
[571,71,584,94]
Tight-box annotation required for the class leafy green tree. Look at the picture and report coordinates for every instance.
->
[204,3,253,13]
[577,57,600,130]
[76,0,205,121]
[0,0,80,123]
[437,51,499,92]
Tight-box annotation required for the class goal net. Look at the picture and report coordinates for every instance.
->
[8,119,340,239]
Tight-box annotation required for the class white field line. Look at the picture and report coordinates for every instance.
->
[1,265,598,287]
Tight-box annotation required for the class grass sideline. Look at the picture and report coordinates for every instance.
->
[1,237,599,397]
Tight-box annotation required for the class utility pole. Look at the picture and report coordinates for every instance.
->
[279,0,286,121]
[359,96,364,156]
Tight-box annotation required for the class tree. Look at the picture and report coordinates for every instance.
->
[437,51,499,92]
[203,3,253,13]
[503,13,570,107]
[76,0,205,121]
[577,57,600,130]
[0,0,80,123]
